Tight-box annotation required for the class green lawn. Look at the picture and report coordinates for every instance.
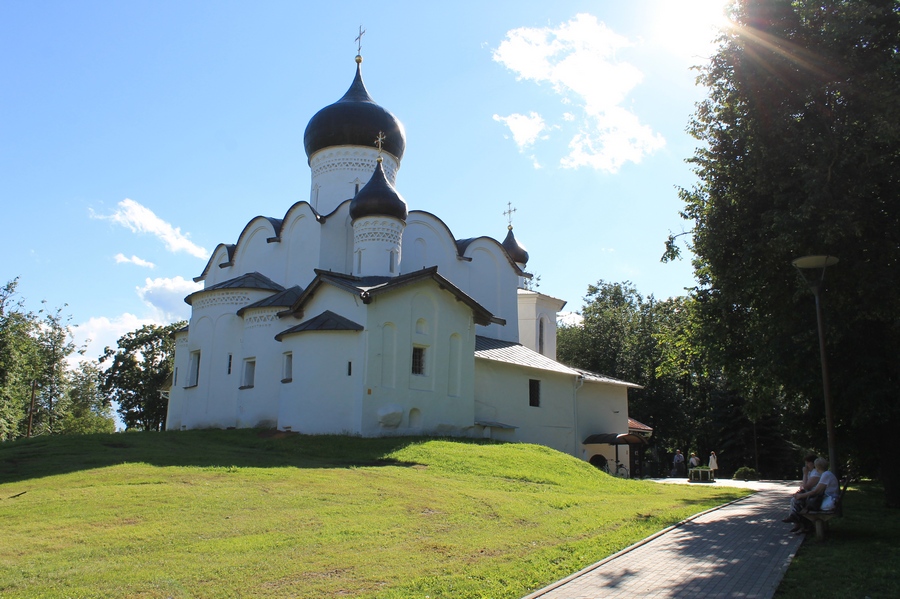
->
[775,481,900,599]
[0,430,749,598]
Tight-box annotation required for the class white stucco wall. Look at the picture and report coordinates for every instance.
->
[360,281,477,437]
[276,285,367,434]
[474,359,577,456]
[517,290,567,359]
[576,381,631,465]
[282,203,323,287]
[403,213,520,343]
[166,330,190,430]
[308,147,399,215]
[277,330,365,434]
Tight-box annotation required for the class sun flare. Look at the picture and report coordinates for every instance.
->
[652,0,733,60]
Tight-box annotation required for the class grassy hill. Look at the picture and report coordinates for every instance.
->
[0,430,749,598]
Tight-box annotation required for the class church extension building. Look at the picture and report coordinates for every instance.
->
[165,53,645,466]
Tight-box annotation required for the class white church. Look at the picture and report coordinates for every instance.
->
[165,52,649,467]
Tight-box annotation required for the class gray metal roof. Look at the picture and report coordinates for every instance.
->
[570,367,643,389]
[275,310,363,341]
[288,266,499,327]
[474,336,580,376]
[185,272,285,305]
[237,286,303,316]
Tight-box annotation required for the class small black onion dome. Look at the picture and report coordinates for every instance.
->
[303,56,406,163]
[350,159,408,221]
[502,226,529,264]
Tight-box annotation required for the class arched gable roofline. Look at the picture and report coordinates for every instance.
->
[233,216,283,254]
[285,266,501,327]
[408,210,528,277]
[318,198,352,223]
[456,236,528,277]
[408,210,461,257]
[194,243,236,283]
[196,202,329,283]
[280,200,326,229]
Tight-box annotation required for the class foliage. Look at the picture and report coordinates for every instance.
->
[558,281,800,478]
[59,360,116,435]
[100,322,185,431]
[0,279,41,440]
[732,466,759,481]
[0,278,100,440]
[678,0,900,505]
[0,430,749,598]
[776,482,900,598]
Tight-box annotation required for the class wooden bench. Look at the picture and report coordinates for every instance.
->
[802,478,849,540]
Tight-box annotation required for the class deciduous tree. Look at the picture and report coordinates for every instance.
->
[101,322,185,431]
[678,0,900,504]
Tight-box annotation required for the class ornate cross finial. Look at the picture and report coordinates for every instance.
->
[356,25,366,55]
[375,131,385,155]
[503,202,517,229]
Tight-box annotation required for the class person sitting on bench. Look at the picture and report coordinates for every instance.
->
[783,454,820,526]
[790,457,840,533]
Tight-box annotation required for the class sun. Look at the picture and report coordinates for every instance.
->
[652,0,733,60]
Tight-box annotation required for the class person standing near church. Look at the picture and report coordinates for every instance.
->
[709,451,718,478]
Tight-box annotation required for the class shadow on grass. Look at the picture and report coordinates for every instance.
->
[0,429,479,485]
[774,482,900,599]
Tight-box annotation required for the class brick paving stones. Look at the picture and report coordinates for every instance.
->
[523,481,803,599]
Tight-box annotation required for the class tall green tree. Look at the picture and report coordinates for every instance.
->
[101,322,184,431]
[560,282,807,478]
[678,0,900,504]
[60,360,116,435]
[30,304,77,436]
[0,279,40,440]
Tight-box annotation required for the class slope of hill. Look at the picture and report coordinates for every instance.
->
[0,430,748,598]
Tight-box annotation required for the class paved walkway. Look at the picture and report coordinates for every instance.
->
[523,480,803,599]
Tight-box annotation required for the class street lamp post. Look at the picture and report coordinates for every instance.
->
[792,255,839,474]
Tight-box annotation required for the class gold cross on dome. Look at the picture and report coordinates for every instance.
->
[503,202,517,228]
[356,26,366,55]
[375,131,385,155]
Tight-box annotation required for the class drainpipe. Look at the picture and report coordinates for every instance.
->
[573,374,584,457]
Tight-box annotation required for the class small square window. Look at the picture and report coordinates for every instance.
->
[411,346,426,376]
[529,379,541,407]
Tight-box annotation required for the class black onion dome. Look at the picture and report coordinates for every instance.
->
[502,227,529,264]
[350,159,408,221]
[303,58,406,162]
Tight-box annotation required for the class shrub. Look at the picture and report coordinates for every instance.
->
[733,466,759,480]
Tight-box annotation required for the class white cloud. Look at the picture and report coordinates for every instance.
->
[114,253,156,269]
[137,276,201,323]
[493,13,665,172]
[492,112,547,150]
[71,312,156,366]
[558,311,584,327]
[92,198,209,259]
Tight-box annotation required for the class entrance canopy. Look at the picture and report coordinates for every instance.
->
[583,433,648,446]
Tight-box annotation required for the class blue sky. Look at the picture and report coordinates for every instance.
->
[1,0,730,363]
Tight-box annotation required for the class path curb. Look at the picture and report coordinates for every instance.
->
[522,490,760,599]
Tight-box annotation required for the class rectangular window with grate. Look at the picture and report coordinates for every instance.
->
[411,346,426,376]
[529,379,541,407]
